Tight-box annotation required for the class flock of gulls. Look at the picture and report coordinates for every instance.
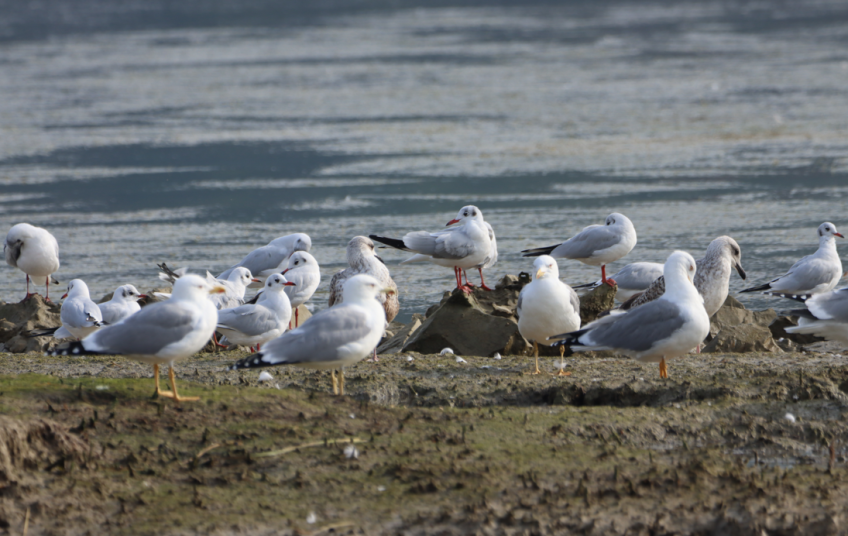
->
[3,209,847,402]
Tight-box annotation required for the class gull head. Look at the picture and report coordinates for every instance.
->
[116,284,147,302]
[665,250,698,286]
[229,266,258,286]
[818,222,844,240]
[533,255,559,280]
[282,251,318,274]
[348,236,379,260]
[604,212,633,230]
[269,233,312,254]
[446,205,484,226]
[343,274,393,303]
[709,236,746,280]
[172,274,226,301]
[62,279,90,300]
[265,273,295,292]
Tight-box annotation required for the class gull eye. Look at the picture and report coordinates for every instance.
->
[471,210,476,216]
[463,212,468,217]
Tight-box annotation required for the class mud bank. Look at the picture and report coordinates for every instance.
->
[0,348,847,535]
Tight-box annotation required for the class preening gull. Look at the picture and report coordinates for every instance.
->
[740,222,843,298]
[370,205,493,294]
[549,251,710,379]
[50,274,226,403]
[228,274,392,395]
[4,223,60,301]
[783,288,848,345]
[573,262,664,302]
[216,274,294,352]
[98,284,146,325]
[218,233,311,288]
[329,236,399,323]
[282,251,321,327]
[522,213,637,286]
[620,236,746,317]
[157,264,257,311]
[58,279,104,340]
[516,256,580,375]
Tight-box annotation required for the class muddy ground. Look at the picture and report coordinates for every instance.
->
[1,348,848,535]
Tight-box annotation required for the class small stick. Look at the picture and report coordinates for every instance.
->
[23,507,30,536]
[256,438,364,459]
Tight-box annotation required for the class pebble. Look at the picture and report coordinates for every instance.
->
[95,385,109,391]
[377,485,386,492]
[784,412,796,423]
[456,356,467,364]
[493,352,502,360]
[344,444,359,459]
[258,371,273,382]
[406,356,414,362]
[306,512,317,524]
[440,347,454,355]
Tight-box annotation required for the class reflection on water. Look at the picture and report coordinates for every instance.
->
[2,0,848,321]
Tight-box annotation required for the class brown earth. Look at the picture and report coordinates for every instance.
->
[0,346,847,535]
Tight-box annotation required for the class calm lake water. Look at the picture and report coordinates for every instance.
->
[2,0,848,321]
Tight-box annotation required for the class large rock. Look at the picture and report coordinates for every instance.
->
[378,314,424,355]
[425,274,530,320]
[702,323,782,353]
[579,282,617,325]
[709,296,776,337]
[403,288,529,357]
[0,295,62,353]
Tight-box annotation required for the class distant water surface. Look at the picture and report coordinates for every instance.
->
[2,0,848,320]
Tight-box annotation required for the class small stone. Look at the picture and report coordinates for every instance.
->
[440,348,454,355]
[455,356,467,364]
[377,485,386,492]
[306,512,317,524]
[95,385,109,391]
[406,356,414,362]
[258,371,273,382]
[493,352,502,360]
[349,413,355,419]
[344,444,359,459]
[784,412,796,423]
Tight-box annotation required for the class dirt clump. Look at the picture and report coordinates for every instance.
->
[0,295,61,353]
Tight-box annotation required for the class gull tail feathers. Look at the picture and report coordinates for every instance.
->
[157,262,187,285]
[48,341,109,357]
[764,291,811,302]
[369,235,409,252]
[26,327,59,338]
[739,282,772,294]
[521,244,558,257]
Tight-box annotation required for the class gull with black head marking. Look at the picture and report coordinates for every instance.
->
[216,274,295,352]
[4,223,60,301]
[50,274,226,404]
[522,213,636,286]
[228,274,392,395]
[740,222,843,300]
[549,251,709,379]
[370,205,493,294]
[218,233,312,288]
[282,251,321,328]
[98,284,147,325]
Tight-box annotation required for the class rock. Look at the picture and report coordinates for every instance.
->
[403,288,529,357]
[709,300,776,338]
[702,323,782,353]
[378,314,425,355]
[769,315,824,345]
[580,282,617,325]
[0,295,62,353]
[425,274,530,321]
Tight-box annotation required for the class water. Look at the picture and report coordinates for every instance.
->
[2,0,848,321]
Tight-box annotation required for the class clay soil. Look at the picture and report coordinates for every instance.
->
[1,348,847,535]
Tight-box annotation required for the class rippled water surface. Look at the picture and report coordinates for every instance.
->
[2,0,848,320]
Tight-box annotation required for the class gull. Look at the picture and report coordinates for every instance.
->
[620,236,746,317]
[4,223,60,301]
[98,284,147,325]
[228,274,392,395]
[216,274,294,352]
[516,256,580,375]
[573,262,664,302]
[218,233,311,288]
[282,251,321,328]
[50,274,226,403]
[370,205,493,294]
[740,222,843,299]
[329,236,399,323]
[57,279,104,340]
[157,264,257,311]
[549,251,709,379]
[783,288,848,345]
[522,213,637,286]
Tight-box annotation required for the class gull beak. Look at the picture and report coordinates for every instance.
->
[536,268,545,279]
[836,233,845,239]
[61,292,68,299]
[281,268,290,275]
[735,262,747,280]
[210,285,226,294]
[446,218,460,226]
[382,287,396,295]
[283,282,296,286]
[137,294,148,299]
[251,278,261,283]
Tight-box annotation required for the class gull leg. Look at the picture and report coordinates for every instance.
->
[256,343,261,351]
[369,348,379,363]
[167,365,199,403]
[153,364,175,398]
[478,267,493,291]
[659,357,668,379]
[525,342,542,375]
[295,308,299,328]
[22,275,34,301]
[696,344,701,354]
[212,332,227,349]
[601,265,617,287]
[463,270,475,287]
[554,345,572,376]
[331,370,338,395]
[339,370,345,396]
[45,276,52,302]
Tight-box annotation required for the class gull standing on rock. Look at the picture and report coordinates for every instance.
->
[619,236,746,317]
[58,280,104,340]
[740,222,843,299]
[51,275,226,404]
[329,236,399,322]
[783,288,848,345]
[4,223,60,301]
[228,274,392,396]
[98,284,147,325]
[370,205,493,294]
[573,262,664,302]
[218,233,311,288]
[522,213,637,286]
[549,251,709,379]
[516,256,580,375]
[216,274,295,352]
[282,251,321,328]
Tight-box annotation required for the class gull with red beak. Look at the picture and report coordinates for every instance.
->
[98,284,147,325]
[370,205,494,294]
[522,213,637,286]
[216,274,295,352]
[740,222,844,299]
[54,279,104,340]
[281,251,321,328]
